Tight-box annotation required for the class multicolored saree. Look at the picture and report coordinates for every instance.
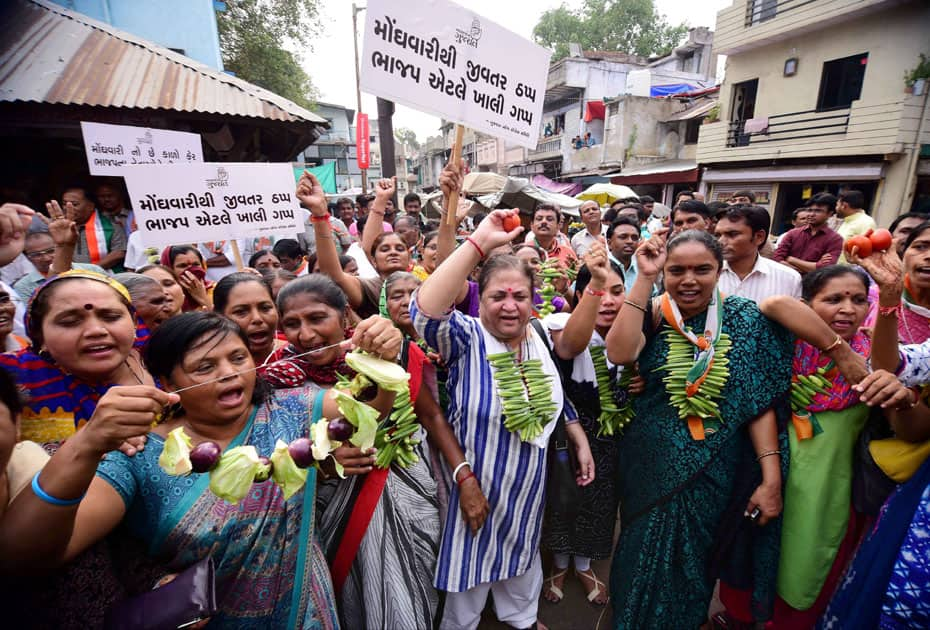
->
[96,388,339,629]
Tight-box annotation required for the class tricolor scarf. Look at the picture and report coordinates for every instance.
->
[660,289,723,391]
[660,289,725,439]
[83,211,110,264]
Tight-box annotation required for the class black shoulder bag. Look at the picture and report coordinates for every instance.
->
[529,318,581,520]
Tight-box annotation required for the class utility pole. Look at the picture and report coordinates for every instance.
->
[351,3,368,192]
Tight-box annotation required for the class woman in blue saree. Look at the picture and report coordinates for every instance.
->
[0,312,398,627]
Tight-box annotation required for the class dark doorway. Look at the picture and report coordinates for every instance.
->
[729,79,758,146]
[774,180,879,234]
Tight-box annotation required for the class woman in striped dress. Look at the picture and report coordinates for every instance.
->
[411,208,595,630]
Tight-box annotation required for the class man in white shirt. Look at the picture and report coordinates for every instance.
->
[570,200,605,257]
[716,205,801,304]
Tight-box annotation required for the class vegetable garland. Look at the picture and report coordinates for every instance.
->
[488,351,559,441]
[789,365,832,439]
[339,351,418,469]
[589,345,635,436]
[537,259,576,316]
[658,331,732,426]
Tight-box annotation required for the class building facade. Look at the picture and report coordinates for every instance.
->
[50,0,224,69]
[297,102,382,193]
[697,0,930,231]
[506,27,717,184]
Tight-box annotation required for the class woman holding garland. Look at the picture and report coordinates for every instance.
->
[266,271,486,628]
[0,311,407,626]
[412,208,595,629]
[604,229,868,628]
[541,242,642,606]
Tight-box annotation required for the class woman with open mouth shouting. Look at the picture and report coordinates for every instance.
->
[0,311,387,628]
[0,270,157,450]
[213,272,285,367]
[412,206,594,630]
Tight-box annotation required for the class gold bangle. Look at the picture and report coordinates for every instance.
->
[821,334,843,353]
[756,449,781,462]
[625,299,647,314]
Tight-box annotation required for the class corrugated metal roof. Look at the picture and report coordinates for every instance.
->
[0,0,328,126]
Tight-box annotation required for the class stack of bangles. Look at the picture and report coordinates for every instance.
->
[453,461,476,486]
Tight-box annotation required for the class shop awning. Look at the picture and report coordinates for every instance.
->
[664,100,717,122]
[531,174,582,197]
[702,163,884,183]
[605,160,699,185]
[584,101,605,122]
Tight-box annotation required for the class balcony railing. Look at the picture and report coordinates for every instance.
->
[726,107,850,148]
[744,0,817,26]
[529,136,562,157]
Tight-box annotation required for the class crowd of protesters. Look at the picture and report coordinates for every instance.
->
[0,164,928,630]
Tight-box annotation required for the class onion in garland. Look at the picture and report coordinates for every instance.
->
[288,437,315,468]
[190,441,222,473]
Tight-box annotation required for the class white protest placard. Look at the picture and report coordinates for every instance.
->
[122,163,301,249]
[80,121,204,176]
[360,0,551,149]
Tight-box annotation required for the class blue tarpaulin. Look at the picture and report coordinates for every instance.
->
[650,84,698,97]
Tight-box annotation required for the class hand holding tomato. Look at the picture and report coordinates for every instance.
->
[845,235,872,258]
[502,214,521,232]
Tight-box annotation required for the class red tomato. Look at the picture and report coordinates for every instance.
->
[868,228,893,252]
[502,214,521,232]
[845,235,873,258]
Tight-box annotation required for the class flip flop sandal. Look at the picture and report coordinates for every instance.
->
[543,567,568,603]
[575,568,607,605]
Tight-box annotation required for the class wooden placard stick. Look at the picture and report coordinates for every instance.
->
[446,124,465,226]
[230,240,245,270]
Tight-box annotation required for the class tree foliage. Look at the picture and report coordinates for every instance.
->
[394,127,420,151]
[217,0,321,109]
[533,0,688,62]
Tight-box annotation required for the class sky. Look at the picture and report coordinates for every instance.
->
[303,0,732,142]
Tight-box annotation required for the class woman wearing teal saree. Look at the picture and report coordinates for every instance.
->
[0,312,399,627]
